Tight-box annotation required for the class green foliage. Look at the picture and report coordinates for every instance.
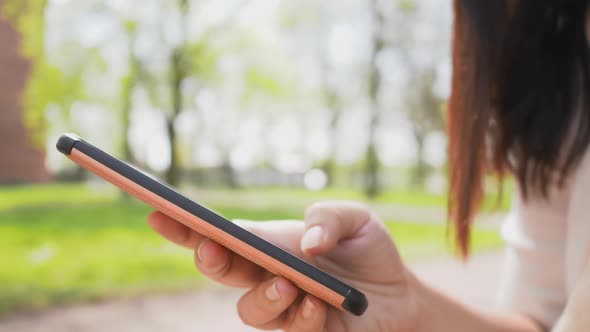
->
[1,0,90,145]
[396,0,417,13]
[184,35,221,82]
[0,183,503,316]
[2,0,47,59]
[25,62,85,136]
[123,20,137,34]
[245,67,288,97]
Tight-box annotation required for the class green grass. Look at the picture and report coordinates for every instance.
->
[0,201,198,316]
[0,183,504,316]
[386,222,502,260]
[0,183,115,210]
[185,185,511,211]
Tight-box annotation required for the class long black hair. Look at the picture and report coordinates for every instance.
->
[448,0,590,256]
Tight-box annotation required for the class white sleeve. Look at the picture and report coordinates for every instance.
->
[497,191,568,329]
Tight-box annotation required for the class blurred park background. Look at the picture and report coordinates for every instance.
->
[0,0,509,330]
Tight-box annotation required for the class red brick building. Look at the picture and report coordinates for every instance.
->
[0,8,49,183]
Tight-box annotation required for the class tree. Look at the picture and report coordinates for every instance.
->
[161,0,189,186]
[387,0,447,190]
[163,0,230,186]
[364,0,386,198]
[3,0,88,144]
[0,0,49,182]
[317,7,342,188]
[2,0,49,144]
[405,68,444,189]
[320,74,342,187]
[2,0,89,181]
[119,21,139,163]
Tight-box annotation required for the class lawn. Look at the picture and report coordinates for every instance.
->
[184,185,512,212]
[0,183,504,316]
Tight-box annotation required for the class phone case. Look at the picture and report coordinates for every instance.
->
[56,133,368,316]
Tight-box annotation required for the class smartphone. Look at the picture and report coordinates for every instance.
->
[56,133,368,316]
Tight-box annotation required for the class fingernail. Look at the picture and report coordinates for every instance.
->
[301,225,323,251]
[265,280,281,301]
[196,239,209,262]
[302,298,315,319]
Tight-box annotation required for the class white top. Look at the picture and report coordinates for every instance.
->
[497,13,590,329]
[497,149,590,328]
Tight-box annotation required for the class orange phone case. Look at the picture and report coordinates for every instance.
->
[56,133,367,315]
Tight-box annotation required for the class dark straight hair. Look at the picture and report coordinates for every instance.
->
[448,0,590,257]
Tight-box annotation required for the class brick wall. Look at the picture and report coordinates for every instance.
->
[0,8,50,183]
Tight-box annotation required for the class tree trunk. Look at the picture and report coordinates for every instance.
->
[119,97,132,200]
[121,76,134,163]
[0,7,50,183]
[364,0,384,199]
[165,49,183,187]
[365,137,380,198]
[411,132,428,190]
[321,158,335,188]
[365,82,380,198]
[165,119,180,186]
[321,109,340,187]
[220,160,238,188]
[164,0,190,187]
[120,38,136,164]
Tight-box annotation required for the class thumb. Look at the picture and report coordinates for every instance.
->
[300,201,372,256]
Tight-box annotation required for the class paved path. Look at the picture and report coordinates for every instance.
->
[0,252,504,332]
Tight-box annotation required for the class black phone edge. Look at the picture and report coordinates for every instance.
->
[57,133,368,316]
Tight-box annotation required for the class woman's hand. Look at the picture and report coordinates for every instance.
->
[147,201,419,331]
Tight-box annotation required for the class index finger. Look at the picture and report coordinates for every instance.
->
[148,211,205,249]
[148,211,268,288]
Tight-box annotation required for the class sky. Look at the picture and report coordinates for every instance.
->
[43,0,452,176]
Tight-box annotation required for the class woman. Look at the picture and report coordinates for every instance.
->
[147,1,590,331]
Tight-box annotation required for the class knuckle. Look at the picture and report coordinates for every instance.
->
[236,286,278,327]
[305,202,339,224]
[306,201,372,217]
[304,202,326,219]
[181,228,195,247]
[341,200,371,213]
[236,301,255,326]
[194,253,232,281]
[236,295,262,326]
[286,320,316,332]
[210,261,231,280]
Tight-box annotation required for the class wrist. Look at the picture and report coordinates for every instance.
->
[379,266,427,332]
[404,268,430,332]
[403,269,542,332]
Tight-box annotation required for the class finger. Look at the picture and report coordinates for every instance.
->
[149,212,305,288]
[285,295,327,332]
[236,277,299,328]
[301,201,373,255]
[257,302,300,331]
[147,211,205,249]
[195,238,267,288]
[234,219,305,256]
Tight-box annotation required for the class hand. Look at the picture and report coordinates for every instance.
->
[148,201,419,331]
